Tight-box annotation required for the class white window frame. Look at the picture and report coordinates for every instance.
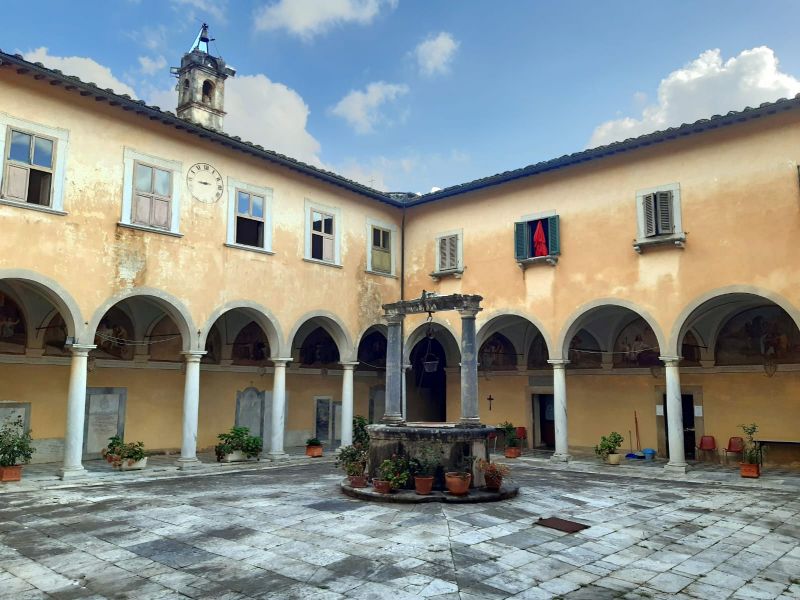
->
[121,148,182,236]
[365,217,398,277]
[226,178,274,254]
[304,198,342,267]
[0,113,69,214]
[516,209,559,267]
[634,182,685,253]
[431,228,464,280]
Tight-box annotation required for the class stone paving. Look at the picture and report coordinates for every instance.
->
[1,459,799,599]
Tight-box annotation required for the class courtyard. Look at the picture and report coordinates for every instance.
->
[1,458,798,600]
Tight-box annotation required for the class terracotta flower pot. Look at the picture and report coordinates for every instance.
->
[372,479,391,494]
[484,472,503,491]
[414,475,434,495]
[607,453,621,465]
[0,465,22,482]
[348,475,367,488]
[306,445,323,457]
[445,472,471,496]
[504,447,521,458]
[740,462,760,478]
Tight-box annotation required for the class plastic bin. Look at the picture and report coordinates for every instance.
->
[643,448,656,460]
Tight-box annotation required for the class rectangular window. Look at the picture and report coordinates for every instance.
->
[2,128,55,206]
[642,191,674,237]
[438,234,459,271]
[371,226,392,274]
[235,190,265,247]
[514,215,560,261]
[311,210,335,262]
[132,161,172,229]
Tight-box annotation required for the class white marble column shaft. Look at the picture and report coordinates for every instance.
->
[548,359,571,462]
[59,344,96,479]
[661,355,688,473]
[340,362,358,446]
[177,351,205,469]
[269,359,291,460]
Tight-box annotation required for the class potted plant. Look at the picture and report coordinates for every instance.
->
[595,432,624,465]
[409,442,442,495]
[305,437,323,457]
[476,458,510,491]
[504,432,521,458]
[739,423,761,478]
[102,435,123,463]
[445,456,473,496]
[111,441,147,471]
[375,454,410,493]
[353,415,370,450]
[336,444,368,487]
[214,426,263,462]
[0,416,35,482]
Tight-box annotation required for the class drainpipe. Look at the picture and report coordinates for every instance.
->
[400,202,406,418]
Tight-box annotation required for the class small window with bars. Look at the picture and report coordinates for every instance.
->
[132,161,172,229]
[514,215,560,261]
[3,128,56,206]
[311,210,335,262]
[371,226,392,273]
[437,234,460,272]
[642,190,674,237]
[235,190,265,247]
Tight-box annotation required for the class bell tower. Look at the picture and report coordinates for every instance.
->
[172,24,236,131]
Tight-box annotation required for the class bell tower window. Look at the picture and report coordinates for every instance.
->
[202,80,214,105]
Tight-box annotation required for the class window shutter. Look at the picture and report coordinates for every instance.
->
[4,164,28,201]
[656,191,673,234]
[547,215,560,255]
[322,236,334,262]
[447,235,458,269]
[514,222,528,260]
[438,237,448,271]
[643,193,656,237]
[151,198,170,229]
[133,194,151,225]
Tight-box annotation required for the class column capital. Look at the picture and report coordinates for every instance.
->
[182,350,207,363]
[548,359,570,368]
[340,361,359,370]
[458,308,480,319]
[272,357,293,366]
[659,355,681,366]
[385,313,405,325]
[68,344,96,357]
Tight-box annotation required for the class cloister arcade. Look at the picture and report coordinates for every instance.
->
[1,268,799,476]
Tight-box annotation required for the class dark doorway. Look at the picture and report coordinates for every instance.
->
[663,394,696,460]
[407,338,447,422]
[536,394,555,448]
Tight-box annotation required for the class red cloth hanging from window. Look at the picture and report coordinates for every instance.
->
[533,220,548,257]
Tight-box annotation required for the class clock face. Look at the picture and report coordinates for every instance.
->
[187,163,223,203]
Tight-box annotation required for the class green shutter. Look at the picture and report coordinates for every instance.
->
[547,215,560,256]
[656,190,673,234]
[643,193,657,237]
[514,221,528,260]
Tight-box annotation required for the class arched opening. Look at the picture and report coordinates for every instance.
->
[568,330,603,369]
[356,326,387,423]
[182,78,190,103]
[299,327,340,367]
[405,322,460,423]
[612,317,661,368]
[0,290,26,355]
[86,294,192,458]
[675,292,800,467]
[479,333,516,371]
[202,80,214,104]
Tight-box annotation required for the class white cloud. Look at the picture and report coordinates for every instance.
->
[254,0,396,40]
[330,81,409,134]
[589,46,800,147]
[414,32,459,77]
[138,55,167,76]
[170,0,229,24]
[147,74,322,166]
[22,47,138,97]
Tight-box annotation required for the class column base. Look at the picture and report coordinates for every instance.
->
[58,465,87,480]
[381,415,405,425]
[664,462,689,474]
[175,457,202,469]
[267,452,289,461]
[550,453,572,463]
[458,418,483,428]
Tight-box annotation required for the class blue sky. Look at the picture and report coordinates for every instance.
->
[5,1,800,192]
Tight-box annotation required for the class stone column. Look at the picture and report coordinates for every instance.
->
[59,344,96,479]
[661,355,688,473]
[382,313,405,424]
[548,359,571,462]
[176,351,206,469]
[459,308,481,426]
[268,358,291,460]
[340,362,358,446]
[401,363,411,420]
